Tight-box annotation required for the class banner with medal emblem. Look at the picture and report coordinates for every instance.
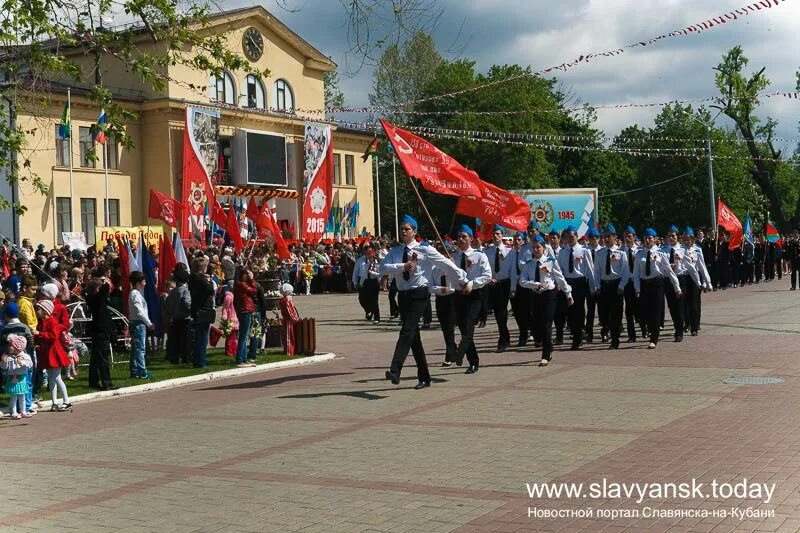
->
[302,122,333,241]
[511,188,598,238]
[180,106,220,239]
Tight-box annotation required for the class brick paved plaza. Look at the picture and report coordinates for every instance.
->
[1,280,800,532]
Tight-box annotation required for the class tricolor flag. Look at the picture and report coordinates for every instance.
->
[94,108,108,145]
[765,222,782,247]
[58,100,71,139]
[361,136,379,162]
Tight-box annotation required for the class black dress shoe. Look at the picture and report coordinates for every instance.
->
[496,343,508,353]
[465,365,479,374]
[627,337,636,343]
[517,339,528,348]
[385,371,400,385]
[690,330,698,336]
[609,342,619,350]
[414,381,430,390]
[570,343,581,351]
[674,336,683,343]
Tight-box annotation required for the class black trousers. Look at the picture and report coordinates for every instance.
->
[388,279,399,317]
[665,277,685,339]
[755,260,763,282]
[792,264,800,289]
[599,280,623,343]
[478,286,489,324]
[435,294,458,362]
[455,289,483,367]
[489,280,511,344]
[531,289,557,360]
[585,292,598,339]
[167,318,192,364]
[554,291,568,341]
[511,285,531,342]
[390,287,431,383]
[423,298,432,325]
[362,278,381,321]
[623,280,640,340]
[682,279,700,334]
[565,277,588,346]
[640,279,664,344]
[89,334,113,388]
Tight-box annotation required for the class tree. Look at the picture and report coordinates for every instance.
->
[324,68,345,113]
[712,46,795,230]
[0,0,257,214]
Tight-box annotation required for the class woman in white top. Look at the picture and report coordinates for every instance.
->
[519,235,573,366]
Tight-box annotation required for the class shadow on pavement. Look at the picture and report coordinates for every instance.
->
[198,372,354,391]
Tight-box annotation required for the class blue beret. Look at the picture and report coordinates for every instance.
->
[400,215,418,229]
[669,225,680,234]
[548,230,559,236]
[528,220,539,230]
[644,228,657,237]
[625,226,636,235]
[588,228,601,238]
[533,234,545,243]
[457,224,473,237]
[604,224,617,235]
[4,302,19,318]
[514,231,525,239]
[562,225,577,235]
[684,226,694,237]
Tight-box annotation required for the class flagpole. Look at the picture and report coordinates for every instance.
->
[392,156,399,240]
[103,141,109,225]
[407,176,451,259]
[67,88,74,236]
[374,155,381,238]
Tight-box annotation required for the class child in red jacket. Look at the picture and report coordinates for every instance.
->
[35,299,72,411]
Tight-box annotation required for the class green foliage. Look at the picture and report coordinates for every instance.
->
[324,68,345,114]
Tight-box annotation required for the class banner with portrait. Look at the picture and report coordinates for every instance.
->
[302,122,333,241]
[511,188,598,238]
[181,106,220,239]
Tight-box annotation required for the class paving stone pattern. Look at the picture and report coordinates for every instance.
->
[1,281,800,531]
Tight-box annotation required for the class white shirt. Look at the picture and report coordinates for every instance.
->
[450,247,492,291]
[593,245,629,290]
[519,254,572,297]
[352,255,380,286]
[379,240,467,291]
[632,246,681,294]
[429,265,457,296]
[557,244,596,293]
[497,247,525,289]
[484,243,510,278]
[128,288,152,327]
[661,243,700,286]
[690,244,712,289]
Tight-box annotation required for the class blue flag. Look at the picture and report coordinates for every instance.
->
[140,243,162,337]
[743,213,754,246]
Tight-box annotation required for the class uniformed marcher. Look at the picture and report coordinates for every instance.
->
[662,225,695,342]
[593,224,629,349]
[379,215,468,389]
[485,228,512,352]
[352,242,382,323]
[584,228,603,342]
[450,225,492,374]
[557,225,596,349]
[498,232,530,347]
[431,250,458,366]
[520,221,553,345]
[620,226,644,342]
[633,228,681,349]
[548,229,568,344]
[682,227,711,335]
[519,235,573,365]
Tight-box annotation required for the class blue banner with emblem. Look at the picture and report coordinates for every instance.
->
[510,188,598,238]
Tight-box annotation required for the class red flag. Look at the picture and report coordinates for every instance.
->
[116,236,131,316]
[181,108,217,238]
[455,180,530,232]
[148,189,184,228]
[0,247,9,278]
[226,206,245,253]
[158,235,177,294]
[717,198,743,250]
[257,200,291,259]
[246,196,259,222]
[211,198,226,227]
[380,120,483,199]
[302,124,334,241]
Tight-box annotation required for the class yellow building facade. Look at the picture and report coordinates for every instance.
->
[3,6,376,248]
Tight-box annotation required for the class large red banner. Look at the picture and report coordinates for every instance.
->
[302,123,333,241]
[456,180,531,232]
[717,198,743,250]
[181,107,219,239]
[380,120,482,199]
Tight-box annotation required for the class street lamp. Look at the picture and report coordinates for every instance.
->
[704,125,716,231]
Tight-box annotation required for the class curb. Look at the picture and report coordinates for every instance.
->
[37,352,337,409]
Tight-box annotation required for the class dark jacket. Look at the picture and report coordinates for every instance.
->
[86,282,115,338]
[234,280,258,313]
[188,272,215,321]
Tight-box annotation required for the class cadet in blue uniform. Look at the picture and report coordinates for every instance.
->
[484,227,511,352]
[633,228,681,349]
[620,226,644,342]
[557,225,596,350]
[520,235,572,365]
[593,224,629,349]
[450,225,492,374]
[379,215,467,389]
[584,228,603,342]
[498,232,530,347]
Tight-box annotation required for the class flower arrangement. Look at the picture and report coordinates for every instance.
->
[264,317,283,328]
[249,318,263,339]
[265,289,282,298]
[301,262,314,280]
[220,319,235,337]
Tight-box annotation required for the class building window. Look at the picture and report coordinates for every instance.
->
[80,198,97,244]
[272,79,294,111]
[56,197,72,235]
[208,71,236,105]
[333,153,341,185]
[55,125,70,167]
[107,199,120,226]
[245,74,266,109]
[79,126,95,168]
[345,154,354,185]
[104,137,118,170]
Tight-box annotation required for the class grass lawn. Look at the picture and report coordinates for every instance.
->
[1,347,296,405]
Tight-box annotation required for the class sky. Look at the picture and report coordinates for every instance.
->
[223,0,800,151]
